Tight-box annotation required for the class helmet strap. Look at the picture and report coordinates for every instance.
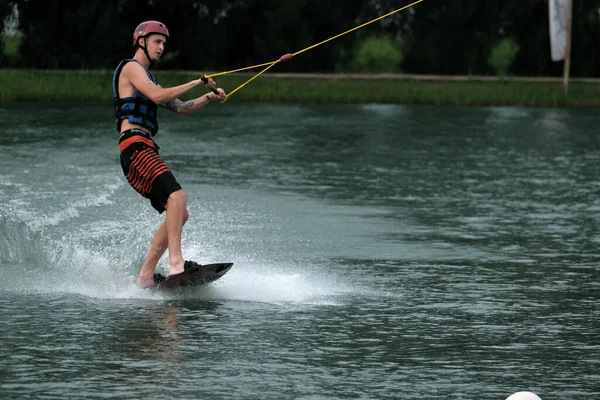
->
[136,37,155,67]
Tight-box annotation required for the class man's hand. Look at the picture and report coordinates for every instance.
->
[202,76,217,89]
[207,88,227,102]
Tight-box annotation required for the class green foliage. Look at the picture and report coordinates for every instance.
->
[2,35,19,56]
[3,0,600,76]
[352,36,402,73]
[488,38,520,77]
[17,0,123,69]
[1,35,21,66]
[3,70,599,107]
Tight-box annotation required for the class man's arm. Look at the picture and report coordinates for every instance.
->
[123,62,203,105]
[161,89,227,115]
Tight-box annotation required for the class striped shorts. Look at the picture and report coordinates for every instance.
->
[119,132,182,213]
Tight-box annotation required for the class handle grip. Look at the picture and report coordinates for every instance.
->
[201,75,220,95]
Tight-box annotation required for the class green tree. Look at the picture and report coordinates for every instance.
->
[7,0,600,76]
[570,0,600,76]
[352,36,402,73]
[488,38,519,77]
[208,0,365,73]
[17,0,122,68]
[402,0,504,75]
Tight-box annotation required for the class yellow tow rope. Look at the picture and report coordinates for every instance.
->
[207,0,425,102]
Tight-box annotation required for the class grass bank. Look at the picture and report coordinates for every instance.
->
[1,69,600,107]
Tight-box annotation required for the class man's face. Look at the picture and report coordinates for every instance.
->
[142,34,167,60]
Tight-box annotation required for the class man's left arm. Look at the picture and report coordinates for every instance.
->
[159,79,226,115]
[161,93,215,115]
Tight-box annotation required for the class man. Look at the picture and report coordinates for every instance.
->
[112,20,226,288]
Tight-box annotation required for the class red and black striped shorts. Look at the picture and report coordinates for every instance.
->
[119,134,182,213]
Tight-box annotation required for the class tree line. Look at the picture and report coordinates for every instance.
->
[1,0,600,77]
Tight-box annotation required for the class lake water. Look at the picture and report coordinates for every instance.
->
[0,103,599,399]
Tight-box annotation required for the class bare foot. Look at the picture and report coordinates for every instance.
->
[136,276,155,288]
[169,259,185,276]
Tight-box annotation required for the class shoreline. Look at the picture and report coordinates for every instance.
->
[1,69,599,107]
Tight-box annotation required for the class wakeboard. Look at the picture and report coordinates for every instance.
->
[147,262,233,291]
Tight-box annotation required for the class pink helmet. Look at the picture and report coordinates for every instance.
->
[133,21,170,45]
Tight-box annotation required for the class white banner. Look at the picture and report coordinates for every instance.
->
[549,0,570,61]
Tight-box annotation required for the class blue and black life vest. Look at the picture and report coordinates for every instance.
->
[113,59,159,135]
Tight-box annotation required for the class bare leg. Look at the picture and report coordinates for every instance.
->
[165,190,189,276]
[136,222,168,287]
[136,190,189,288]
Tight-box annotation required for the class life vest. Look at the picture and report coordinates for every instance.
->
[113,59,159,135]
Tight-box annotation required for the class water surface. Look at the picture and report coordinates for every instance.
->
[1,103,599,399]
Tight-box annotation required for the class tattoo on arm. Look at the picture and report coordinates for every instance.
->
[163,98,195,113]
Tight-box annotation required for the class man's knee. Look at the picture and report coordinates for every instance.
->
[168,189,188,206]
[167,190,189,222]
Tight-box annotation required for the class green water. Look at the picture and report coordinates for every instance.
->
[0,103,598,399]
